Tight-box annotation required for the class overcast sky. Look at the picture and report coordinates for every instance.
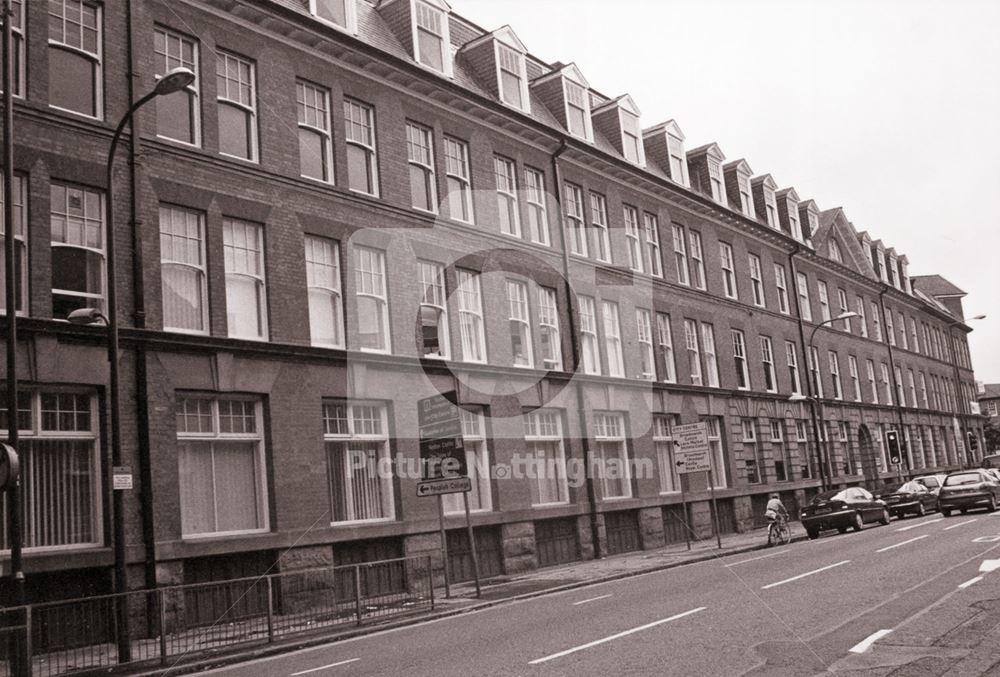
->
[458,0,1000,384]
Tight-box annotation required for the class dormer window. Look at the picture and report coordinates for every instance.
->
[666,131,687,186]
[763,187,779,228]
[564,78,591,141]
[708,158,725,204]
[888,255,899,288]
[738,173,754,218]
[413,0,451,76]
[828,238,843,263]
[309,0,357,33]
[621,110,643,166]
[497,42,528,111]
[805,211,817,241]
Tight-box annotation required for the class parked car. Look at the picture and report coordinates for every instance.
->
[912,474,947,495]
[986,468,1000,483]
[938,469,1000,516]
[982,453,1000,470]
[800,487,890,539]
[876,481,938,518]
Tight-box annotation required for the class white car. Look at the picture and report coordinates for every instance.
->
[912,474,947,495]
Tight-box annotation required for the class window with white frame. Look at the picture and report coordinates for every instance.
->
[297,80,334,183]
[578,295,601,375]
[708,158,725,204]
[732,329,750,390]
[672,225,690,286]
[719,242,737,299]
[848,355,861,401]
[856,297,868,337]
[866,359,879,404]
[785,341,801,396]
[565,183,588,257]
[624,206,643,273]
[524,168,549,245]
[689,230,706,290]
[919,372,929,408]
[177,395,268,537]
[355,246,390,353]
[495,156,520,236]
[885,308,896,346]
[899,312,909,349]
[701,323,719,388]
[817,280,831,322]
[636,309,655,380]
[506,279,533,368]
[654,415,679,493]
[160,205,208,333]
[309,0,355,31]
[738,173,754,218]
[761,336,776,392]
[796,272,812,322]
[872,302,883,341]
[909,317,920,354]
[154,27,200,145]
[216,51,257,161]
[50,183,105,320]
[497,42,528,111]
[413,0,450,75]
[524,409,568,505]
[4,0,24,98]
[809,346,823,398]
[407,122,437,212]
[895,366,906,406]
[563,78,591,141]
[621,110,644,166]
[796,419,812,479]
[0,390,101,551]
[748,254,765,307]
[0,173,27,314]
[594,412,630,499]
[774,264,789,314]
[344,99,378,195]
[590,193,611,263]
[881,362,893,405]
[602,301,625,377]
[223,219,268,340]
[657,313,676,383]
[684,319,702,386]
[418,260,449,358]
[48,0,103,118]
[763,186,778,228]
[838,289,850,331]
[445,137,473,223]
[538,287,562,370]
[829,351,843,400]
[828,238,843,263]
[743,418,762,484]
[456,269,487,363]
[907,369,918,408]
[705,417,728,488]
[323,400,394,523]
[443,408,492,513]
[667,131,688,186]
[772,420,791,482]
[305,235,344,348]
[644,213,663,278]
[790,207,804,241]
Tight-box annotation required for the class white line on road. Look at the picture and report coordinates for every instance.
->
[572,594,612,606]
[876,535,929,553]
[848,629,892,654]
[761,560,850,590]
[943,519,977,531]
[528,607,706,664]
[724,550,789,567]
[896,518,943,532]
[290,658,360,675]
[959,576,984,589]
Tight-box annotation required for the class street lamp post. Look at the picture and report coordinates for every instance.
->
[67,67,195,664]
[947,315,986,469]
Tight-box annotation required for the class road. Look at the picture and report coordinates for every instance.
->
[193,512,1000,677]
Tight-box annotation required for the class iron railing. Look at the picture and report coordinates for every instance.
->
[0,554,434,676]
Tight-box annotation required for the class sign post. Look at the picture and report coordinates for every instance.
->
[674,422,720,549]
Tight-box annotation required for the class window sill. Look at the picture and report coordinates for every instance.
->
[219,151,260,165]
[330,517,395,527]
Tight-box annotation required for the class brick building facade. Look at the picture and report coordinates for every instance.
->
[0,0,986,602]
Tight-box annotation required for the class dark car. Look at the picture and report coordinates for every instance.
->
[800,487,890,539]
[938,470,1000,516]
[876,481,938,518]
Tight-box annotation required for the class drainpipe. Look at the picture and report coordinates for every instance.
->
[879,288,910,478]
[787,247,830,491]
[550,141,602,559]
[125,0,157,593]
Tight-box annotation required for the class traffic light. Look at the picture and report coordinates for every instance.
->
[968,431,979,452]
[886,430,902,465]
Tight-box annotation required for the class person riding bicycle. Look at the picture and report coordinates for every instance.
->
[764,493,789,525]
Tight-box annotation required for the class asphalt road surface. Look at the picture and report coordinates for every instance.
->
[192,512,1000,677]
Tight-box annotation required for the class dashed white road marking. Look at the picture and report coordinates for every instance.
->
[876,535,929,553]
[572,594,612,606]
[943,519,977,531]
[724,550,789,567]
[761,560,851,590]
[528,607,706,664]
[849,629,893,654]
[896,518,943,532]
[291,658,360,675]
[958,576,984,589]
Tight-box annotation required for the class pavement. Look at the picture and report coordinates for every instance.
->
[150,514,1000,676]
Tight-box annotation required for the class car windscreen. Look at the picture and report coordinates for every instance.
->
[944,472,983,486]
[812,490,847,503]
[917,477,939,488]
[881,483,904,494]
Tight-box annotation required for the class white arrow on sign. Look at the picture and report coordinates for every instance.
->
[979,559,1000,573]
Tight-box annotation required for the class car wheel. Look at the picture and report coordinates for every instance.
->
[941,508,952,517]
[879,509,890,525]
[852,512,864,532]
[807,529,819,540]
[916,503,926,517]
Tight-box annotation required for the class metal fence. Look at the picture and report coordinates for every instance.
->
[0,555,434,677]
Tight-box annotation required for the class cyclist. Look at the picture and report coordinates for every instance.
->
[764,493,790,545]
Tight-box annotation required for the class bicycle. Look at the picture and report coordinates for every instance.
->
[767,514,791,546]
